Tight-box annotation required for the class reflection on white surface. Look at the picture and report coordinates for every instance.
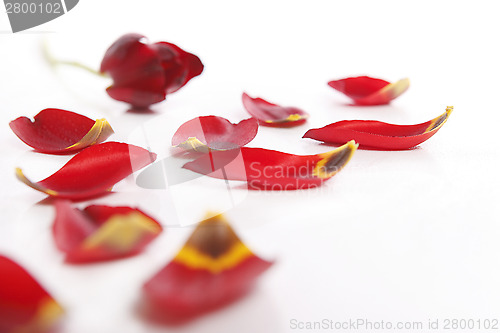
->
[1,0,500,332]
[128,110,250,227]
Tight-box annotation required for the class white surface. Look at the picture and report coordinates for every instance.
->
[1,1,500,332]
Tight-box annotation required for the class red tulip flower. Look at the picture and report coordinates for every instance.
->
[100,33,204,110]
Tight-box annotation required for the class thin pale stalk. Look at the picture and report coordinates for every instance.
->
[41,38,108,78]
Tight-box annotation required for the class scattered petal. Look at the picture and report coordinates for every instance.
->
[171,116,258,151]
[327,76,409,105]
[183,141,358,190]
[16,142,156,200]
[53,200,163,263]
[9,108,114,154]
[0,255,64,333]
[303,106,453,150]
[242,93,308,127]
[142,213,272,322]
[100,33,203,110]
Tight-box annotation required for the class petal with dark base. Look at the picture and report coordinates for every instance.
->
[142,214,272,323]
[9,109,114,154]
[183,141,358,190]
[303,107,453,150]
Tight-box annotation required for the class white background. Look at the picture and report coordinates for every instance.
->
[1,1,500,332]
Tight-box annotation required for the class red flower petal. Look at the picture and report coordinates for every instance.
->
[327,76,409,105]
[16,142,156,200]
[242,93,308,127]
[100,34,203,109]
[152,42,204,94]
[0,255,63,333]
[171,116,258,151]
[9,108,114,154]
[303,106,453,150]
[53,200,162,263]
[142,213,272,323]
[183,141,357,190]
[101,34,167,109]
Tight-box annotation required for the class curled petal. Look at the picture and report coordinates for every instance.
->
[242,93,308,127]
[9,108,114,154]
[142,213,272,322]
[53,200,163,263]
[0,255,64,333]
[183,141,358,190]
[303,106,453,150]
[327,76,409,105]
[101,33,167,109]
[152,42,204,94]
[172,116,258,151]
[100,34,203,109]
[16,142,156,200]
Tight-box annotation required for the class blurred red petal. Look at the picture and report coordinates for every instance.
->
[9,109,114,154]
[183,141,357,190]
[106,86,166,110]
[0,255,63,333]
[100,33,167,109]
[172,116,258,151]
[152,42,204,94]
[327,76,409,105]
[16,142,156,200]
[303,106,452,150]
[100,34,203,109]
[53,200,162,263]
[142,214,272,323]
[242,93,308,127]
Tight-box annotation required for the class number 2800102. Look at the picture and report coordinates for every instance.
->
[5,2,62,14]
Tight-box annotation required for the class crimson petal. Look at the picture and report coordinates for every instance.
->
[172,116,258,151]
[100,34,203,109]
[101,33,167,109]
[16,142,156,200]
[142,213,272,323]
[183,141,357,190]
[303,106,453,150]
[152,42,204,94]
[9,109,114,154]
[327,76,409,105]
[53,200,162,263]
[242,93,308,127]
[0,255,64,333]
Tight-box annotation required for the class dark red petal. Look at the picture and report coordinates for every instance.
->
[172,116,258,151]
[327,76,409,105]
[303,106,453,150]
[142,214,272,322]
[53,200,97,254]
[16,142,156,200]
[152,42,204,94]
[53,200,162,263]
[100,33,146,73]
[242,93,308,127]
[0,255,63,332]
[9,109,114,154]
[105,86,166,110]
[183,142,357,190]
[100,34,166,108]
[100,34,203,109]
